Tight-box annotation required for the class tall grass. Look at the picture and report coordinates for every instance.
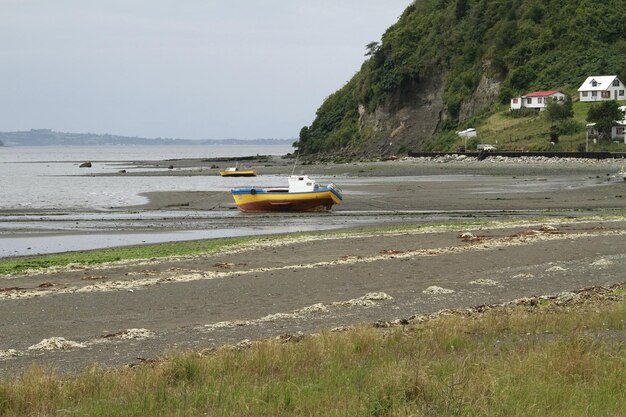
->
[1,295,624,416]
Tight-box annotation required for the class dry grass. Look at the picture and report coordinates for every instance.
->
[0,288,624,416]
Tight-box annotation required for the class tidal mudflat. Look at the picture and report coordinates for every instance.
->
[1,156,625,374]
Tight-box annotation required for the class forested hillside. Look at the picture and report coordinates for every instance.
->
[295,0,626,156]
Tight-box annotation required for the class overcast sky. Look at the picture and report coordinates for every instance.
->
[1,1,411,139]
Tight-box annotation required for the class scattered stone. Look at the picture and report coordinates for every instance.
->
[0,287,23,293]
[28,337,85,351]
[380,249,404,255]
[591,258,613,268]
[519,229,542,236]
[554,292,578,305]
[470,279,500,286]
[117,328,154,340]
[337,292,393,307]
[330,326,352,332]
[131,357,159,366]
[540,225,558,232]
[298,303,328,314]
[79,161,92,168]
[0,349,22,359]
[546,266,567,272]
[423,286,455,295]
[235,339,253,349]
[374,318,409,328]
[212,262,235,268]
[276,332,305,343]
[261,313,298,322]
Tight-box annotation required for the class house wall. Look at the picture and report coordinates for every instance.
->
[579,78,626,102]
[524,97,543,108]
[518,93,565,110]
[611,125,626,143]
[510,93,567,110]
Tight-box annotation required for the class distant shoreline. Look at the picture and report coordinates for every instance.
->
[0,129,295,147]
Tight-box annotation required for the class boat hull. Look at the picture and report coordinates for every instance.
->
[231,187,342,212]
[220,170,257,177]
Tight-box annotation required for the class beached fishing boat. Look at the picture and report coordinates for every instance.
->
[219,166,257,177]
[230,175,343,212]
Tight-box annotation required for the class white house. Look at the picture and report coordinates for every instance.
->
[510,90,567,110]
[578,75,625,102]
[586,105,626,144]
[586,121,626,143]
[456,128,476,138]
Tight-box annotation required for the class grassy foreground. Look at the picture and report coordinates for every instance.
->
[1,287,624,416]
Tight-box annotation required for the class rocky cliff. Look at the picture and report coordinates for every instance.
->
[296,0,626,157]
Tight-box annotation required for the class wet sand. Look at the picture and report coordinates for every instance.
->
[1,156,625,374]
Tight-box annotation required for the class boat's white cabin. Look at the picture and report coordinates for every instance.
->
[288,175,319,192]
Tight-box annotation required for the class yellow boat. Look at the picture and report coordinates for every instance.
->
[231,175,343,212]
[219,166,257,177]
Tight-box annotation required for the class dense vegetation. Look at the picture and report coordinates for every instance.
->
[296,0,626,155]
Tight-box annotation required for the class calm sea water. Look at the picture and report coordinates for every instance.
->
[0,145,293,210]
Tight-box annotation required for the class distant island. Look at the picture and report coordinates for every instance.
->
[0,129,294,147]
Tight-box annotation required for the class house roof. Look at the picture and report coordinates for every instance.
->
[523,90,562,97]
[577,76,619,91]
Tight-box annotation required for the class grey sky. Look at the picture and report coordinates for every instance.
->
[1,1,411,139]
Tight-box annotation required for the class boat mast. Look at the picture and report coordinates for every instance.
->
[291,151,299,176]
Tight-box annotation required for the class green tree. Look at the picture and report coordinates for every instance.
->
[365,41,380,57]
[546,95,573,123]
[455,0,469,20]
[586,100,622,142]
[549,125,559,144]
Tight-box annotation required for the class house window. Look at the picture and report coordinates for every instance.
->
[613,79,620,86]
[592,91,598,97]
[601,91,610,98]
[620,90,624,96]
[537,97,543,103]
[592,80,598,87]
[582,91,588,97]
[513,98,518,103]
[526,98,532,104]
[617,127,625,136]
